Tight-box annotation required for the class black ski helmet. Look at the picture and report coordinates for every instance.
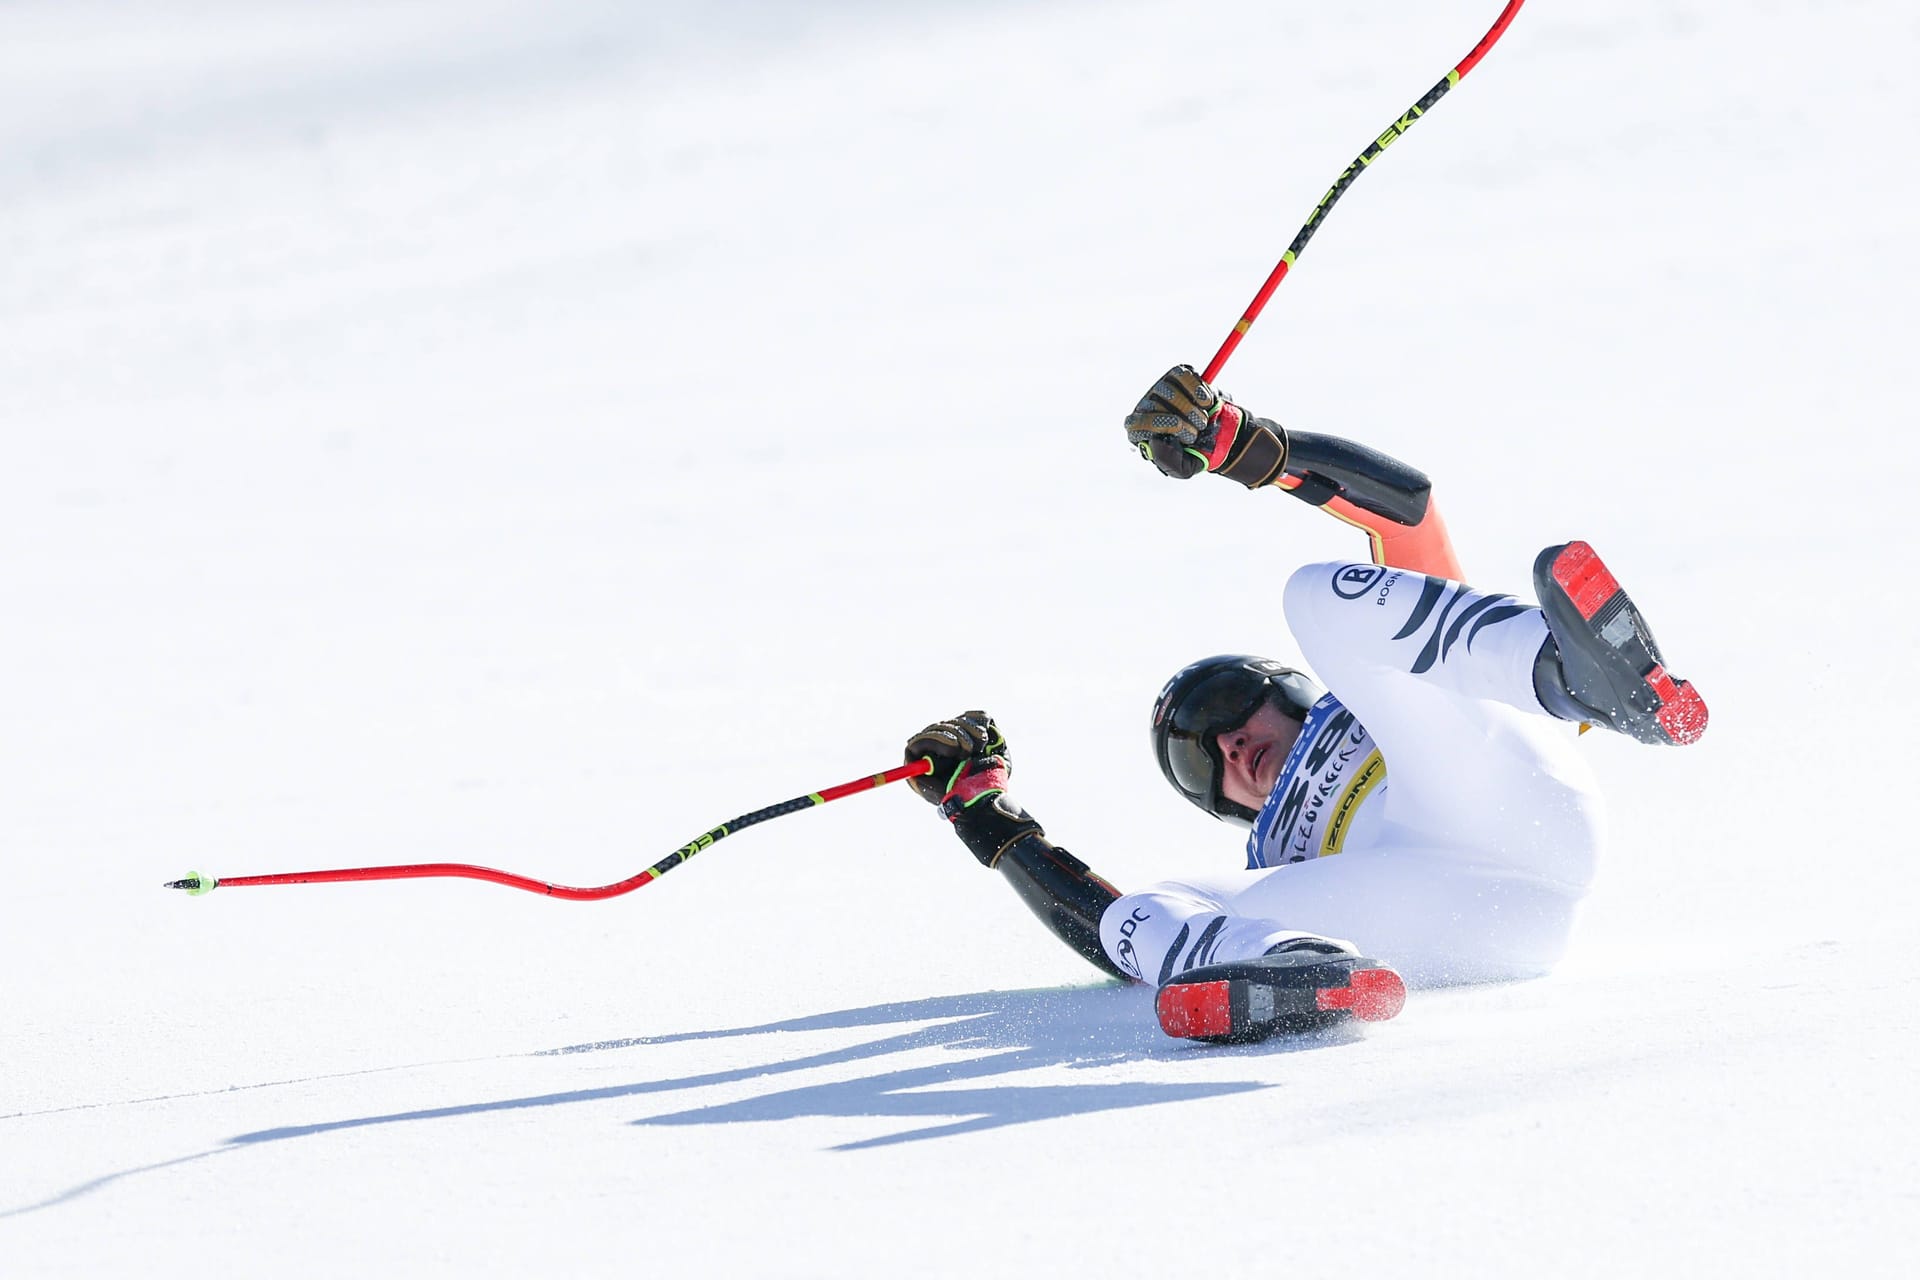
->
[1151,654,1325,827]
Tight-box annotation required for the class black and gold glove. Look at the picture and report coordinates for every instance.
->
[1123,364,1290,489]
[903,712,1043,867]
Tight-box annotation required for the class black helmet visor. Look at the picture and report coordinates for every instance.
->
[1161,667,1286,805]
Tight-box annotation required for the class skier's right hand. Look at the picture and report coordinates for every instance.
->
[904,711,1011,815]
[1125,365,1237,480]
[1125,365,1288,488]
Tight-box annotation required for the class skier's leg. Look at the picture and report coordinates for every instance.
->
[1107,854,1581,991]
[1098,880,1352,987]
[1282,560,1603,889]
[1215,843,1582,985]
[1100,877,1409,1041]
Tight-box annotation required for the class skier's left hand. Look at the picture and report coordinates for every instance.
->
[904,711,1012,815]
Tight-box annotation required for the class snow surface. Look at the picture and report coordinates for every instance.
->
[5,0,1917,1274]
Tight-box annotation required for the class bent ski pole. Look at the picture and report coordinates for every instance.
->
[1201,0,1529,384]
[166,759,931,901]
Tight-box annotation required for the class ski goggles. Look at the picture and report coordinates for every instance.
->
[1159,664,1323,810]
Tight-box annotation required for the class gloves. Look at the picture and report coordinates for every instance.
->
[1124,365,1290,489]
[905,711,1011,814]
[904,711,1043,867]
[1124,364,1224,479]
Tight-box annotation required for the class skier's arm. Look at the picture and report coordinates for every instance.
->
[1272,430,1463,579]
[1126,365,1463,579]
[905,713,1126,981]
[947,795,1126,981]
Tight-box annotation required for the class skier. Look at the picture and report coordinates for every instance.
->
[905,366,1708,1043]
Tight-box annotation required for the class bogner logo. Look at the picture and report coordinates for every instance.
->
[1331,565,1385,600]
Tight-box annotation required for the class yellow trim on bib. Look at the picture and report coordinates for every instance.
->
[1321,750,1386,857]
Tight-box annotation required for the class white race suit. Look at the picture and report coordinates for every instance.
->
[1100,560,1605,987]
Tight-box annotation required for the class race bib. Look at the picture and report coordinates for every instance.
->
[1247,694,1387,868]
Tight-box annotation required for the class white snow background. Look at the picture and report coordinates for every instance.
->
[4,0,1916,1274]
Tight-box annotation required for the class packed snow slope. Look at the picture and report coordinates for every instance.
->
[4,1,1915,1274]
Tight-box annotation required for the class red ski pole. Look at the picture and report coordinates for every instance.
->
[166,759,932,901]
[1201,0,1529,385]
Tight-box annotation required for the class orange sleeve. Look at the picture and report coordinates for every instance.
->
[1276,475,1465,580]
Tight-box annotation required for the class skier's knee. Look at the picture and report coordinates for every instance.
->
[1282,559,1388,628]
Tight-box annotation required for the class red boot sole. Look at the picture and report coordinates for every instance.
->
[1547,541,1708,746]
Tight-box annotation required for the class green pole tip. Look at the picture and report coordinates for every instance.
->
[166,872,218,895]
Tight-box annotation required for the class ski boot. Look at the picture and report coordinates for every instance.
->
[1155,944,1406,1043]
[1532,541,1708,746]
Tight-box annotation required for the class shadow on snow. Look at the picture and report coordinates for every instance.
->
[232,982,1361,1150]
[5,982,1362,1217]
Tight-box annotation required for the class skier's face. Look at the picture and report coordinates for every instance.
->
[1215,700,1303,814]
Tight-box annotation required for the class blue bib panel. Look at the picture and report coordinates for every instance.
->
[1246,694,1388,870]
